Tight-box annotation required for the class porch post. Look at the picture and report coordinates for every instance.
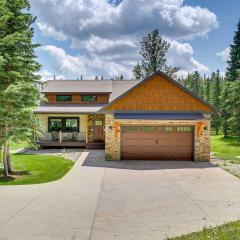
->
[59,130,62,143]
[86,115,88,144]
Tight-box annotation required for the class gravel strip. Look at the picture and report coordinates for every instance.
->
[15,148,84,162]
[211,154,240,178]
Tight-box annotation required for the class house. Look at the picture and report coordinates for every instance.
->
[34,71,215,161]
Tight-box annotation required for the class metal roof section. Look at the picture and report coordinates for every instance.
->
[34,103,106,114]
[41,80,140,96]
[41,80,113,93]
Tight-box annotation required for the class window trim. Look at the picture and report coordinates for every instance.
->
[56,95,72,102]
[48,117,79,132]
[81,95,97,102]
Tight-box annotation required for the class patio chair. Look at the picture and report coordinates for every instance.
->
[51,131,60,142]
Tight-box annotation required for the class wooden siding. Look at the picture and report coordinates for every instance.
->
[45,94,109,104]
[104,75,212,112]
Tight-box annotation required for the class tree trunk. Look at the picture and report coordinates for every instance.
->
[6,144,12,174]
[2,141,9,177]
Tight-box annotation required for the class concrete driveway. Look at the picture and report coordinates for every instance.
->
[1,150,240,240]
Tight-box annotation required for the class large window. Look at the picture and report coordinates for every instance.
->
[81,95,97,102]
[56,95,72,102]
[48,117,79,132]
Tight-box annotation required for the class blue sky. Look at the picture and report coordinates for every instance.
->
[30,0,240,80]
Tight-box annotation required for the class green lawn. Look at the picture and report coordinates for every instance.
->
[9,141,29,150]
[167,221,240,240]
[0,154,74,185]
[211,135,240,163]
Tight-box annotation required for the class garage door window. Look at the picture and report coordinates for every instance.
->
[122,126,139,132]
[163,126,173,132]
[141,126,159,132]
[176,126,193,132]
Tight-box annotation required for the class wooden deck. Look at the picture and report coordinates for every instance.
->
[37,141,86,148]
[37,141,105,149]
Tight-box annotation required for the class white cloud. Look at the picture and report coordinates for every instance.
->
[39,69,66,81]
[31,0,218,78]
[37,22,67,41]
[40,45,133,79]
[32,0,218,41]
[167,40,209,74]
[41,45,86,76]
[217,47,230,62]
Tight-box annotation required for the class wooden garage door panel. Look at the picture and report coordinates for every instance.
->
[121,126,193,160]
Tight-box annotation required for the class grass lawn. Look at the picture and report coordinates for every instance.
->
[0,154,74,185]
[168,221,240,240]
[211,135,240,163]
[9,141,30,151]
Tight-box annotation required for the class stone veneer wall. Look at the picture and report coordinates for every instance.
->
[105,114,211,161]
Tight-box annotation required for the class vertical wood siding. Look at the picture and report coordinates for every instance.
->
[105,75,212,112]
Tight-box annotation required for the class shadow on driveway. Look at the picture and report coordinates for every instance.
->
[82,150,215,171]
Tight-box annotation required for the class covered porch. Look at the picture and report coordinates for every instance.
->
[36,113,105,149]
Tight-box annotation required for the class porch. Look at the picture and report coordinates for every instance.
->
[36,114,105,149]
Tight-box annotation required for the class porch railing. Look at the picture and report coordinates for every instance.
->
[39,131,86,142]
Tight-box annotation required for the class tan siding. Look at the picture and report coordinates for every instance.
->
[105,75,212,112]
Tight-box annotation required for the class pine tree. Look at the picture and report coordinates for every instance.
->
[221,81,231,137]
[132,62,142,80]
[205,76,211,102]
[139,29,179,78]
[192,71,200,96]
[211,70,222,135]
[226,20,240,81]
[229,71,240,136]
[0,0,41,176]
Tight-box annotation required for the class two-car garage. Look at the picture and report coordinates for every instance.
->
[121,125,194,161]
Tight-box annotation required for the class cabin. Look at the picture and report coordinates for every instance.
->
[34,71,215,161]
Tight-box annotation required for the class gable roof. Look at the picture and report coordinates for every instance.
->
[34,80,140,114]
[41,79,139,96]
[42,80,113,93]
[99,71,216,113]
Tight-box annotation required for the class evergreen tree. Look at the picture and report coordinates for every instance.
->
[211,70,222,135]
[0,0,41,176]
[205,76,211,102]
[226,20,240,81]
[139,29,179,78]
[221,81,231,137]
[132,62,142,80]
[229,71,240,136]
[192,71,200,96]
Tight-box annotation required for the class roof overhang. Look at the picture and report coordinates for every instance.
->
[34,104,106,114]
[114,112,206,120]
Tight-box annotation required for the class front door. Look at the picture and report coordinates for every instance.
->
[93,119,104,142]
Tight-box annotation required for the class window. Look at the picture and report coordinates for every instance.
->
[95,120,103,126]
[49,118,62,131]
[66,119,79,132]
[48,117,79,132]
[163,126,173,132]
[81,95,97,102]
[140,126,158,132]
[56,95,72,102]
[176,126,193,132]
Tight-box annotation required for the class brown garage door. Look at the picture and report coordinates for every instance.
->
[121,126,194,160]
